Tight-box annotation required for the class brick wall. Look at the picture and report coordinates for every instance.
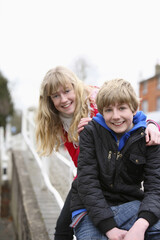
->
[1,181,11,218]
[139,76,160,112]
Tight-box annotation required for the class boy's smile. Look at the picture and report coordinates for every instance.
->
[103,103,136,137]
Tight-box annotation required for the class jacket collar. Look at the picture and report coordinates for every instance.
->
[93,111,146,150]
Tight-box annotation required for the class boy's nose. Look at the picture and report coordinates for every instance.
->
[112,110,120,118]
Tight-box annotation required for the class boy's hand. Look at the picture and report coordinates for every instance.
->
[123,218,149,240]
[78,117,92,134]
[145,123,160,146]
[106,227,127,240]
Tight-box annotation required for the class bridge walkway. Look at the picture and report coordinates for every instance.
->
[22,148,61,240]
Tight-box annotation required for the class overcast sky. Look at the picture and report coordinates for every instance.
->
[0,0,160,110]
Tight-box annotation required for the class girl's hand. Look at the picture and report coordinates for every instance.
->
[106,227,127,240]
[78,117,92,134]
[145,123,160,146]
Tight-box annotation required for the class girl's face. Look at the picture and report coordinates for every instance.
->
[50,84,76,116]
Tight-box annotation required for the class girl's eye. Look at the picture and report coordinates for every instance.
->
[51,94,59,99]
[65,89,70,93]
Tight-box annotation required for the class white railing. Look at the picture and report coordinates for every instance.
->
[21,108,77,209]
[0,108,77,209]
[0,124,12,182]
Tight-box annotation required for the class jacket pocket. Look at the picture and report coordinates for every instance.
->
[127,153,146,182]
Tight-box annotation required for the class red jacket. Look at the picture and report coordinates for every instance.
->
[64,87,99,167]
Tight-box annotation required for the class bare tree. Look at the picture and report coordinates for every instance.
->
[71,57,90,81]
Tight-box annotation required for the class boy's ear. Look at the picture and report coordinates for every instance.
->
[133,110,137,116]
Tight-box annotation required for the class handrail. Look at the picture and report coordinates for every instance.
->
[0,126,10,181]
[22,130,64,209]
[21,108,76,209]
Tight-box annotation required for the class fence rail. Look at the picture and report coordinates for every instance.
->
[0,108,76,210]
[21,108,76,209]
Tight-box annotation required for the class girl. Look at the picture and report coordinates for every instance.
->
[35,66,160,240]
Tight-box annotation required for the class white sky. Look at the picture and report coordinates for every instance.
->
[0,0,160,110]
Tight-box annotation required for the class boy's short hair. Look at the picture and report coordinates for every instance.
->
[96,78,140,114]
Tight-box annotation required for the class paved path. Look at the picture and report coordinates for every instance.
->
[22,149,61,240]
[0,217,17,240]
[12,134,64,240]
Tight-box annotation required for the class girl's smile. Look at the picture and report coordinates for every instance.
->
[50,84,76,115]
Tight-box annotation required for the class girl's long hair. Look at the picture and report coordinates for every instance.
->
[35,66,92,156]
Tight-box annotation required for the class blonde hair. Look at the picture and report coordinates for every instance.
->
[35,66,92,155]
[96,78,140,114]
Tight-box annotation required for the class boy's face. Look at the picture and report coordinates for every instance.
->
[103,103,136,137]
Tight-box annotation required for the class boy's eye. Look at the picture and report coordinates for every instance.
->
[105,108,112,112]
[119,106,126,110]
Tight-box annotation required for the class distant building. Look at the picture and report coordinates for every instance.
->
[139,64,160,124]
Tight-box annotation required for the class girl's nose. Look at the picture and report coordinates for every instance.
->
[60,94,67,102]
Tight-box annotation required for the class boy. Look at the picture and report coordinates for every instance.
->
[70,79,160,240]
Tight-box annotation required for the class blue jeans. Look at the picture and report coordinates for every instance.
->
[73,200,160,240]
